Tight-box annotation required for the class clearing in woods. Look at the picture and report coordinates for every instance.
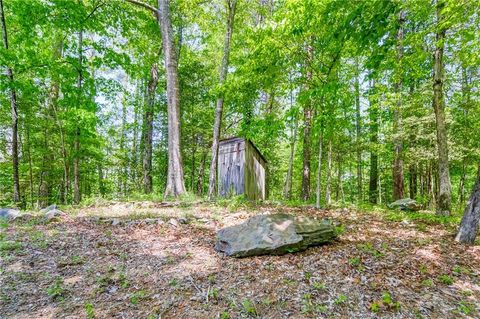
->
[1,201,479,318]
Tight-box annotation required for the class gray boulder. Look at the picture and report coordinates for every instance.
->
[40,204,57,214]
[0,208,20,220]
[388,198,421,211]
[44,208,65,220]
[215,214,338,258]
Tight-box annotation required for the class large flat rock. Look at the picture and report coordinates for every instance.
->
[215,213,337,257]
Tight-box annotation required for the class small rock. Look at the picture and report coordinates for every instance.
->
[388,198,421,211]
[0,208,20,220]
[45,208,65,220]
[169,218,179,227]
[144,218,156,224]
[108,286,118,294]
[178,217,188,224]
[39,204,57,214]
[157,219,165,225]
[112,218,121,226]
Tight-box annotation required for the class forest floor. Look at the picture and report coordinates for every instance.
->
[1,201,479,319]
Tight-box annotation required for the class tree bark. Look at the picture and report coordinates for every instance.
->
[455,165,480,244]
[284,109,298,199]
[315,128,323,208]
[197,151,207,195]
[432,0,451,215]
[157,0,186,197]
[1,0,20,203]
[207,0,237,199]
[355,61,362,203]
[143,63,158,194]
[73,27,83,204]
[393,9,405,201]
[368,80,379,204]
[301,43,314,201]
[325,139,333,206]
[409,164,417,200]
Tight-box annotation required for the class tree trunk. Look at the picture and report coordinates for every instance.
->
[1,0,20,203]
[315,128,323,208]
[335,154,343,203]
[325,139,333,206]
[393,9,405,201]
[409,164,417,200]
[190,134,197,191]
[197,151,207,195]
[301,43,314,201]
[207,0,237,199]
[459,160,466,204]
[157,0,186,197]
[283,112,298,199]
[73,27,83,204]
[368,80,379,204]
[432,0,451,216]
[455,165,480,245]
[355,61,362,203]
[143,63,158,194]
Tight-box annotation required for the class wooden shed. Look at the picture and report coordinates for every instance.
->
[218,137,267,200]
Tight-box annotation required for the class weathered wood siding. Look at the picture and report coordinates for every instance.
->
[244,141,266,200]
[218,137,267,200]
[218,138,245,197]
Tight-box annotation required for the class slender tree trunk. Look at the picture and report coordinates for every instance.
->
[157,0,186,197]
[336,155,344,203]
[302,43,314,201]
[132,81,140,188]
[190,134,197,191]
[368,80,379,204]
[1,0,20,203]
[325,139,333,206]
[459,160,466,204]
[455,165,480,244]
[409,164,417,200]
[197,151,207,195]
[98,163,105,197]
[315,128,323,208]
[432,0,451,215]
[143,63,158,194]
[26,128,34,207]
[283,113,298,199]
[73,27,83,204]
[355,61,362,203]
[393,9,405,201]
[208,0,237,199]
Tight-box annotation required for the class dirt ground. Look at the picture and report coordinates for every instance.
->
[1,202,479,319]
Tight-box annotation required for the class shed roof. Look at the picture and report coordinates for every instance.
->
[219,137,268,163]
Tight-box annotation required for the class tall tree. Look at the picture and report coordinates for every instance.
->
[142,63,159,194]
[301,42,314,201]
[73,25,83,204]
[368,79,379,204]
[207,0,237,200]
[354,60,362,202]
[393,9,405,201]
[432,0,451,215]
[125,0,186,197]
[0,0,20,203]
[158,0,186,197]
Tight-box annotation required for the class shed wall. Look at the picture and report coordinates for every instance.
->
[244,141,266,200]
[218,139,245,197]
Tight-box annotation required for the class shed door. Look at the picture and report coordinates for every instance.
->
[218,141,245,197]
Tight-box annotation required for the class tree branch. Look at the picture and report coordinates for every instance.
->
[124,0,159,15]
